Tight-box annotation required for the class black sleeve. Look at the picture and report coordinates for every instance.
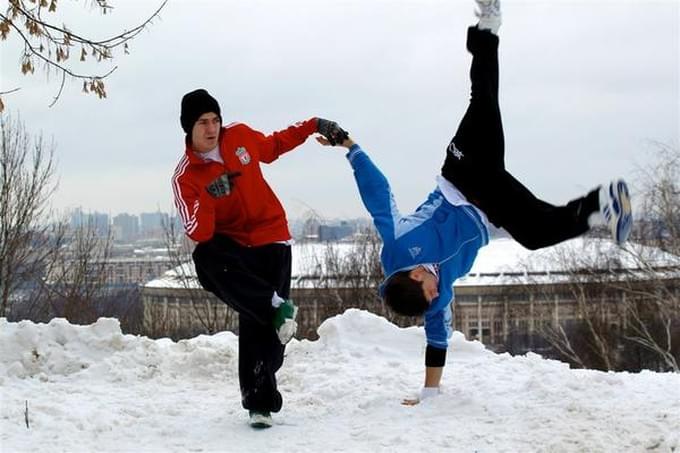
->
[425,345,447,367]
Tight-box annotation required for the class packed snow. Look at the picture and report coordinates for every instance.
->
[1,310,678,452]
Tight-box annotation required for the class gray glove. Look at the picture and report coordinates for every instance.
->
[316,118,349,146]
[206,171,241,198]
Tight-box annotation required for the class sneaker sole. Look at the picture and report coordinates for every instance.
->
[250,421,273,429]
[249,414,273,429]
[613,180,632,244]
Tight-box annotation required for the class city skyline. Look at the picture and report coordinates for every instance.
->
[64,206,371,244]
[63,206,374,222]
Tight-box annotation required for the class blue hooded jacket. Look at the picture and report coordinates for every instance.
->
[346,144,489,349]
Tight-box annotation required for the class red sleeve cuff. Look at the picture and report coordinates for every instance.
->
[304,117,318,136]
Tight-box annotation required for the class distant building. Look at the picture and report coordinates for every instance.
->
[318,222,354,242]
[69,208,110,236]
[140,238,680,348]
[294,215,366,242]
[69,207,86,229]
[47,256,174,288]
[104,257,174,286]
[301,217,321,241]
[453,238,680,354]
[139,212,168,238]
[141,243,383,338]
[112,213,140,242]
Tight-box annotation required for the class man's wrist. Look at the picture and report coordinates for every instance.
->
[425,345,447,367]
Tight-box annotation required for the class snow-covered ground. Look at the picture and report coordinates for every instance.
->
[1,310,678,453]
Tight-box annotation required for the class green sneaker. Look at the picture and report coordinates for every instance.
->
[249,411,273,429]
[273,299,298,344]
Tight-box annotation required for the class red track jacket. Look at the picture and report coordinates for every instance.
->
[172,119,317,245]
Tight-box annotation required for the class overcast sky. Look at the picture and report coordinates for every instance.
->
[2,0,678,221]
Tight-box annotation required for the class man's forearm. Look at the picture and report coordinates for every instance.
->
[344,144,398,243]
[424,366,444,388]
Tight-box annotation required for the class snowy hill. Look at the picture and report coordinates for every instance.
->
[1,311,678,452]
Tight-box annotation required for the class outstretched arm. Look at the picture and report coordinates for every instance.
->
[317,135,400,243]
[255,118,318,163]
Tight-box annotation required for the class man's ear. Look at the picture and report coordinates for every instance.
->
[409,266,426,282]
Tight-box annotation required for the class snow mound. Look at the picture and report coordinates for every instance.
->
[317,308,424,355]
[0,317,238,382]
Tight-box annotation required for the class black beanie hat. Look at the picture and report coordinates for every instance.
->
[180,89,222,134]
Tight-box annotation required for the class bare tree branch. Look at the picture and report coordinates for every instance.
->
[534,143,680,372]
[0,114,58,318]
[0,0,167,109]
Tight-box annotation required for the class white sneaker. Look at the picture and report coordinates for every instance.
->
[599,179,633,245]
[475,0,502,34]
[277,317,298,345]
[249,411,273,429]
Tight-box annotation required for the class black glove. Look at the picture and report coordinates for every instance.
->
[206,171,241,198]
[316,118,349,146]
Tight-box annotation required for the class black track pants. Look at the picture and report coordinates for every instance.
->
[192,235,291,413]
[441,26,599,250]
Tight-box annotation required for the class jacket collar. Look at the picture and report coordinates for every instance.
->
[184,128,225,165]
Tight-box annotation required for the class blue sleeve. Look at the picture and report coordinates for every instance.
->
[424,305,452,349]
[346,144,400,243]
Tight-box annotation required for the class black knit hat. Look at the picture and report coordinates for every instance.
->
[180,89,222,134]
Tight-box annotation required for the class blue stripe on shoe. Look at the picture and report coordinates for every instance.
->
[615,180,632,244]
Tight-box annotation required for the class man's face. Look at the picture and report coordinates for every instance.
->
[191,112,221,152]
[409,266,439,303]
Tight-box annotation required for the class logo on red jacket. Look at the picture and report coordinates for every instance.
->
[235,147,251,165]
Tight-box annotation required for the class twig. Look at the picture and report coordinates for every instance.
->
[48,72,66,108]
[0,88,22,96]
[24,400,29,429]
[1,0,168,47]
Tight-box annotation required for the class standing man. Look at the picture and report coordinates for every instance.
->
[317,0,632,404]
[172,89,341,428]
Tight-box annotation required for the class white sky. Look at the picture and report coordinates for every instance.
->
[2,311,679,451]
[1,0,678,220]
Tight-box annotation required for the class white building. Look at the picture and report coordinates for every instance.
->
[141,238,680,347]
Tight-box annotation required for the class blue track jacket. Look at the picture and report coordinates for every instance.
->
[346,144,489,349]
